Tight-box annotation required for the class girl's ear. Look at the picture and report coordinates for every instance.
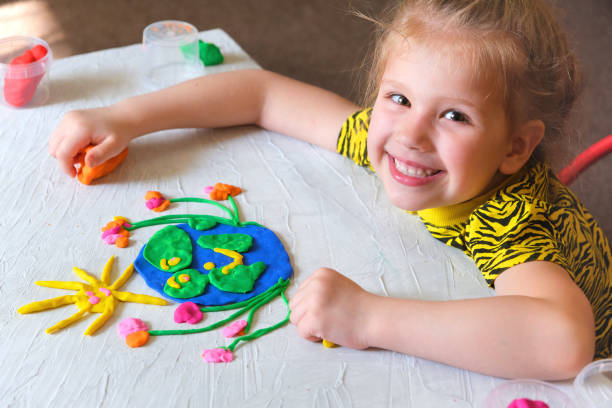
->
[499,120,545,175]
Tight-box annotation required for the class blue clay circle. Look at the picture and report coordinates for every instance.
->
[134,223,293,306]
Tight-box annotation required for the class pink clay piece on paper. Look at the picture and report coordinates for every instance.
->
[507,398,549,408]
[101,225,121,238]
[202,348,234,363]
[222,320,247,338]
[146,197,164,209]
[117,317,148,339]
[174,302,203,324]
[103,234,119,245]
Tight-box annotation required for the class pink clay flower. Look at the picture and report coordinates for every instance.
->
[144,191,170,212]
[174,302,204,324]
[222,320,247,338]
[117,317,148,339]
[202,348,234,363]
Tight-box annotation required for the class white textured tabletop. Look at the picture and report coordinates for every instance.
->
[0,29,576,407]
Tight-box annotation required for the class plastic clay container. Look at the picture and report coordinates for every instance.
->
[573,359,612,407]
[484,379,576,408]
[142,20,203,87]
[0,36,53,108]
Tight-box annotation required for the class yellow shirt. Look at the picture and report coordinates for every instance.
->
[338,108,612,359]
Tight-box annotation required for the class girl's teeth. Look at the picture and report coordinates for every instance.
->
[394,159,438,177]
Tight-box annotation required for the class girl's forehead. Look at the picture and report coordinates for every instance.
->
[381,36,504,99]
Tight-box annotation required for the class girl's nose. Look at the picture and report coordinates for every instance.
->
[395,112,434,152]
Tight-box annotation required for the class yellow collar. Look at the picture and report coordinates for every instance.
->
[415,169,526,226]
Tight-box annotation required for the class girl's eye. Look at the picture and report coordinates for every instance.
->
[443,110,468,123]
[390,94,410,106]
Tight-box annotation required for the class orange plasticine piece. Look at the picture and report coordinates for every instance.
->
[76,146,129,185]
[144,191,170,212]
[209,183,242,201]
[115,236,129,248]
[153,200,170,212]
[144,191,162,200]
[126,330,149,348]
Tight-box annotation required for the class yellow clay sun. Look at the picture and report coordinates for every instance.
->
[18,256,167,335]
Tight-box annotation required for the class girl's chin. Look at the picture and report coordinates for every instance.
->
[385,190,429,212]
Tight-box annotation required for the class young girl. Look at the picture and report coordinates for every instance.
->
[49,0,611,380]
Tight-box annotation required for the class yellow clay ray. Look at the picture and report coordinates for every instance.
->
[109,262,134,290]
[46,308,90,334]
[84,300,116,336]
[35,281,85,291]
[73,266,99,286]
[100,255,114,285]
[18,257,167,336]
[18,295,78,314]
[113,291,168,305]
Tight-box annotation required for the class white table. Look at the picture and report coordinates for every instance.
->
[0,29,576,407]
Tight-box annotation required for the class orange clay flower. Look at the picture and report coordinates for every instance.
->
[204,183,242,201]
[118,317,150,348]
[101,216,131,248]
[145,191,170,212]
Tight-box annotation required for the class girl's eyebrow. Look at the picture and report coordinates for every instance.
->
[379,79,406,89]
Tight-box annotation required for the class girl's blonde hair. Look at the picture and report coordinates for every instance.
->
[361,0,581,142]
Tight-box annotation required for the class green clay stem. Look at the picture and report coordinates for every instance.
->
[128,214,231,231]
[228,196,240,224]
[242,284,283,334]
[170,197,236,223]
[226,288,291,352]
[148,279,289,336]
[148,300,254,336]
[198,278,289,312]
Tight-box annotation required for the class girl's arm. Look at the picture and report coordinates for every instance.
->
[49,69,358,177]
[289,261,595,380]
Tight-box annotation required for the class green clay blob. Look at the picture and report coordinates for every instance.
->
[208,262,266,293]
[198,40,224,66]
[144,225,192,273]
[163,269,209,298]
[197,233,253,252]
[188,217,216,231]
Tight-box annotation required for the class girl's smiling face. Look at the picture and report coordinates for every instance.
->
[367,42,515,211]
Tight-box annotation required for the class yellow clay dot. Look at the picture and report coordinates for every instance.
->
[203,262,215,270]
[160,259,169,271]
[166,276,180,289]
[322,339,337,348]
[168,257,181,266]
[178,274,190,283]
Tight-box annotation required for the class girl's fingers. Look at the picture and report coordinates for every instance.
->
[54,138,87,178]
[85,136,129,168]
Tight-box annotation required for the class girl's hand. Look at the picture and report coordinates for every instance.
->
[289,267,376,349]
[49,106,135,178]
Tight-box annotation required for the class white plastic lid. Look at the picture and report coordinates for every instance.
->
[143,20,198,47]
[573,359,612,407]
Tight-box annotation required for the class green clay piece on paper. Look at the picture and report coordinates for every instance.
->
[144,225,192,273]
[197,233,253,253]
[208,262,266,293]
[188,217,216,231]
[163,269,209,298]
[198,40,224,66]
